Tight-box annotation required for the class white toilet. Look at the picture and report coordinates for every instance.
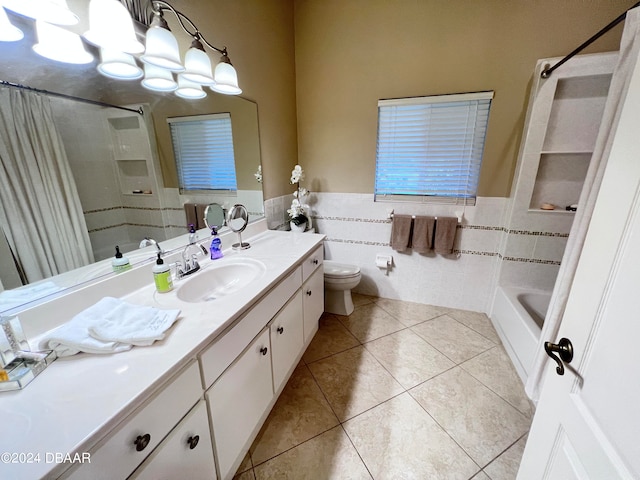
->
[323,260,362,316]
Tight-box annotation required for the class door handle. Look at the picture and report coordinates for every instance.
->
[544,337,573,376]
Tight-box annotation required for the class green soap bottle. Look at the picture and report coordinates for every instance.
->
[153,253,173,293]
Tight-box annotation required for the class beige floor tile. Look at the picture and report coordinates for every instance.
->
[375,297,451,326]
[343,393,480,480]
[308,346,404,421]
[352,293,377,307]
[411,314,495,363]
[461,346,534,417]
[364,329,455,389]
[250,365,339,465]
[233,469,255,480]
[411,367,530,467]
[447,308,501,343]
[303,314,360,363]
[471,472,491,480]
[235,451,252,474]
[484,435,528,480]
[253,426,372,480]
[337,303,406,343]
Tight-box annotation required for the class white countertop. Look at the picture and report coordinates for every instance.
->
[0,228,324,479]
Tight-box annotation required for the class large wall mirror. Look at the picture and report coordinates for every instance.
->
[0,2,264,314]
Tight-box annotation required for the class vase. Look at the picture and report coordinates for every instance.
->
[290,221,306,232]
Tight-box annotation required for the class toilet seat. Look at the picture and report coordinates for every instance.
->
[324,261,361,279]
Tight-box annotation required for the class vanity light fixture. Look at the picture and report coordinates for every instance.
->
[0,7,23,41]
[32,20,93,64]
[97,48,144,80]
[1,0,242,98]
[2,0,79,26]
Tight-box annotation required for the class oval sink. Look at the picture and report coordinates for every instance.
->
[176,259,266,303]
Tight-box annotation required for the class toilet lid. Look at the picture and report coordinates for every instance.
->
[324,261,361,278]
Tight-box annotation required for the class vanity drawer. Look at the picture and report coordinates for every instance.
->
[63,360,202,480]
[199,266,302,389]
[301,245,323,283]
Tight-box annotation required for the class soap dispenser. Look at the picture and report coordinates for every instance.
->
[112,246,131,273]
[153,252,173,293]
[210,226,223,260]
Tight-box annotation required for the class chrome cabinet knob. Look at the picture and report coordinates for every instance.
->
[312,259,319,265]
[260,346,268,356]
[277,326,284,334]
[306,290,312,296]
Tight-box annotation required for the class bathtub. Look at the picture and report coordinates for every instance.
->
[490,286,552,384]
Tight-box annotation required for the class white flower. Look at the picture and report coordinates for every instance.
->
[254,165,262,183]
[290,164,305,184]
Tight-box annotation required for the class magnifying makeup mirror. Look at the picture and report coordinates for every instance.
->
[227,204,250,250]
[203,203,226,230]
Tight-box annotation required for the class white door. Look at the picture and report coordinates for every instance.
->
[517,43,640,479]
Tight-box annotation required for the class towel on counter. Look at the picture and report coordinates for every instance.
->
[412,216,435,253]
[390,215,413,252]
[39,297,181,357]
[434,217,458,254]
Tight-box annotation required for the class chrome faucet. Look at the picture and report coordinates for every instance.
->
[139,237,163,254]
[176,225,207,278]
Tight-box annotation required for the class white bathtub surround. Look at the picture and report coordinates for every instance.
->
[492,287,551,383]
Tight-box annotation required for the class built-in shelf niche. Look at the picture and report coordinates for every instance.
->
[529,152,591,211]
[116,159,153,195]
[530,73,611,212]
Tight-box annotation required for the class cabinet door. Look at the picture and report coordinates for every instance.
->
[207,328,273,480]
[270,290,304,393]
[130,400,216,480]
[302,267,324,344]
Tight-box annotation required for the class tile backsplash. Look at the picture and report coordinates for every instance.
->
[266,193,571,313]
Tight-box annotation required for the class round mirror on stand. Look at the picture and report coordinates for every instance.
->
[227,204,250,250]
[203,203,226,230]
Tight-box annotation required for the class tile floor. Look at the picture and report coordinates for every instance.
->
[234,294,533,480]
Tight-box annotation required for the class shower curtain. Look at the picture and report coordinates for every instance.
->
[0,88,94,284]
[526,7,640,401]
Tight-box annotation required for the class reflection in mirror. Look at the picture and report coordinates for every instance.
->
[204,204,226,230]
[0,5,265,313]
[227,204,250,250]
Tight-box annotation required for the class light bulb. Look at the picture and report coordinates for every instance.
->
[32,20,93,64]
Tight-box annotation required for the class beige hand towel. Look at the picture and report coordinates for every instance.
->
[434,216,458,254]
[412,216,435,253]
[184,203,198,229]
[390,215,413,252]
[195,204,208,229]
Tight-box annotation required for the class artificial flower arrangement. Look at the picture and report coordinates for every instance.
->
[287,164,310,228]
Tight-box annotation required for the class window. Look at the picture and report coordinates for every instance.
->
[375,91,493,205]
[168,113,237,192]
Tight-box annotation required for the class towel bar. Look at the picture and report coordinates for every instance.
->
[387,209,463,223]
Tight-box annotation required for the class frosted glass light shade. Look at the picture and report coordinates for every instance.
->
[32,20,93,64]
[3,0,78,26]
[175,74,206,99]
[210,60,241,95]
[98,48,143,80]
[141,25,184,72]
[141,64,177,92]
[182,47,215,84]
[84,0,144,54]
[0,7,24,41]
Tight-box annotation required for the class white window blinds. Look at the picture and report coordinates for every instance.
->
[168,113,237,192]
[375,91,493,205]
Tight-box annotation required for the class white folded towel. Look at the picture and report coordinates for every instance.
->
[39,297,181,357]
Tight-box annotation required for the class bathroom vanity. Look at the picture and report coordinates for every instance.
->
[0,222,325,480]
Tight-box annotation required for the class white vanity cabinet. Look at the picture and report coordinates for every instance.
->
[302,266,324,344]
[206,328,273,480]
[62,361,203,480]
[270,290,304,394]
[129,400,216,480]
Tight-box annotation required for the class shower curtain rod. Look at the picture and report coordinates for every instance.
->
[0,80,144,115]
[541,1,640,78]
